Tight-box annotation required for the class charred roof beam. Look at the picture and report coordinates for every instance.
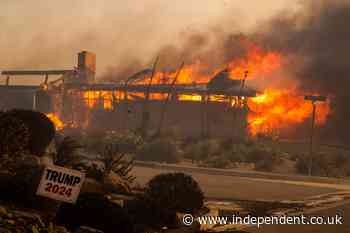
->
[1,70,73,76]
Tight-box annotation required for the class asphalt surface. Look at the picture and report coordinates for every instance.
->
[132,164,350,232]
[132,166,340,201]
[249,201,350,233]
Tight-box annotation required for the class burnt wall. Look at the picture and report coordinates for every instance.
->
[87,99,247,138]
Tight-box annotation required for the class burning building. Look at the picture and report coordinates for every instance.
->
[0,45,331,139]
[0,51,258,138]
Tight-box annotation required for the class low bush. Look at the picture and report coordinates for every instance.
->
[295,152,350,177]
[82,133,108,154]
[104,131,143,154]
[7,109,55,155]
[136,138,180,163]
[205,156,231,169]
[144,173,204,214]
[82,131,143,155]
[184,139,221,161]
[223,144,250,163]
[0,113,30,156]
[125,173,204,230]
[0,110,55,156]
[246,146,282,172]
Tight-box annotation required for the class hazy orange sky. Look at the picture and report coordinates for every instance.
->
[0,0,301,81]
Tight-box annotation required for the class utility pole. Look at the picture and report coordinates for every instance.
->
[304,95,327,176]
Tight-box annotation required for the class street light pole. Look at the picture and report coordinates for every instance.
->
[308,101,316,176]
[304,95,327,176]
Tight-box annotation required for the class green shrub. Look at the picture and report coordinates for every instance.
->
[295,154,310,175]
[296,152,350,177]
[136,138,180,163]
[205,156,231,169]
[126,173,204,230]
[0,110,55,156]
[223,144,250,163]
[246,147,267,163]
[246,146,282,172]
[104,131,143,154]
[82,132,108,153]
[0,112,30,156]
[83,131,143,154]
[254,154,278,172]
[184,139,221,161]
[8,109,55,155]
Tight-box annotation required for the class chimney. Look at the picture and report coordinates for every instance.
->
[77,51,96,84]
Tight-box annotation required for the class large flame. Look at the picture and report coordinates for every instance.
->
[227,40,282,79]
[248,89,331,136]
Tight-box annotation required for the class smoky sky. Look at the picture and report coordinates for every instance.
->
[0,0,292,81]
[255,0,350,143]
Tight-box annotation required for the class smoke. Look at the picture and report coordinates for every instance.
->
[0,0,175,74]
[102,29,257,81]
[0,0,261,81]
[254,0,350,143]
[104,0,350,143]
[257,0,350,92]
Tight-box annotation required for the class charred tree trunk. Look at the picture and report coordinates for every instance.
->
[140,57,159,138]
[156,62,184,137]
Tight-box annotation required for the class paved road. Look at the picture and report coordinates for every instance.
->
[132,165,350,232]
[249,201,350,233]
[132,166,341,201]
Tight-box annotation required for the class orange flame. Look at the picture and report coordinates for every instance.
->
[133,63,211,86]
[228,40,282,79]
[247,89,331,136]
[46,113,65,130]
[83,91,115,110]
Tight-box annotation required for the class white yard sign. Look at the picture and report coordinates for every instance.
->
[36,165,85,203]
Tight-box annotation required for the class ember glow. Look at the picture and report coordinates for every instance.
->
[83,91,115,110]
[46,113,65,130]
[135,64,211,85]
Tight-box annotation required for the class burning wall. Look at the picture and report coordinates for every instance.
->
[81,97,247,138]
